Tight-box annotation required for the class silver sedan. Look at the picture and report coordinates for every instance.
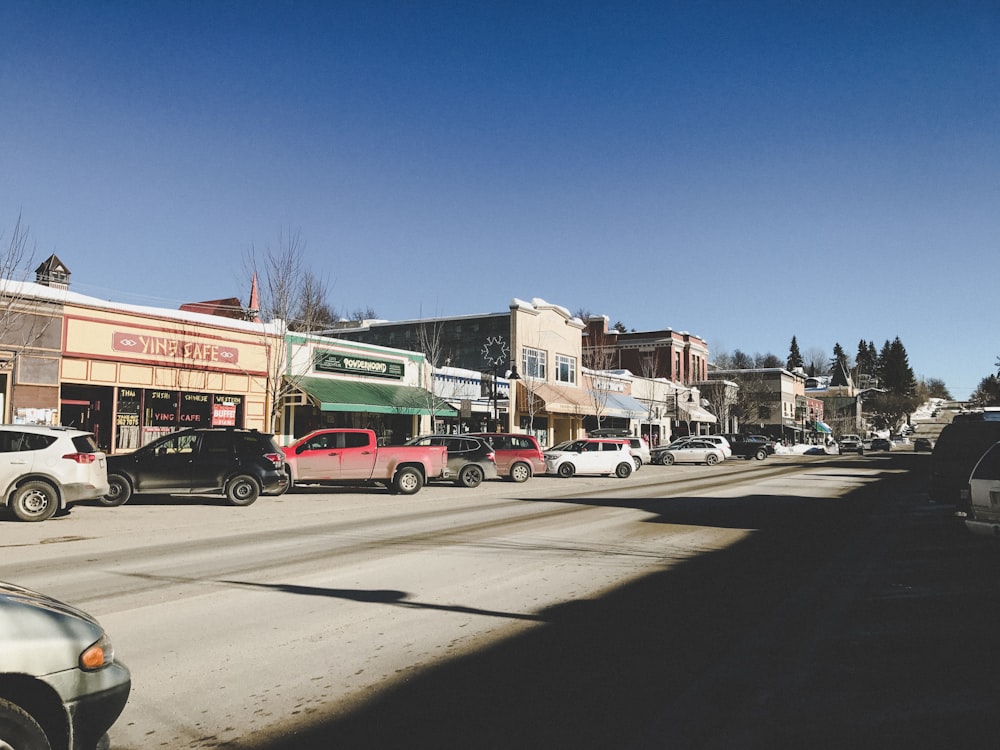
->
[657,439,726,466]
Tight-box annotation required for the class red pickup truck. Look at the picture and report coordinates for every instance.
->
[281,429,449,495]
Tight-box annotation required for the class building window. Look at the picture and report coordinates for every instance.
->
[522,346,547,380]
[555,354,576,384]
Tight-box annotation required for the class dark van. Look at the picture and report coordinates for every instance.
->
[928,414,1000,511]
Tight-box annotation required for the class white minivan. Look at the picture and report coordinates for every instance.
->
[961,441,1000,538]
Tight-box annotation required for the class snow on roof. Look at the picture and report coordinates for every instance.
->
[0,278,284,335]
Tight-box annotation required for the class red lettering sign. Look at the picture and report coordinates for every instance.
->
[113,332,239,365]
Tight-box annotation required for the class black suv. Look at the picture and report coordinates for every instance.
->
[720,434,773,461]
[404,434,499,488]
[101,428,288,507]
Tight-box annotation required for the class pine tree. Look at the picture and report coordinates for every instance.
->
[829,343,848,374]
[787,336,804,370]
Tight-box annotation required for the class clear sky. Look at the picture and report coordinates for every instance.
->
[2,1,998,398]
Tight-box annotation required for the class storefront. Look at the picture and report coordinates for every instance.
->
[280,335,455,445]
[59,300,274,453]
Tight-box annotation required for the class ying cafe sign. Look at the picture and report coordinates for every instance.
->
[314,351,404,380]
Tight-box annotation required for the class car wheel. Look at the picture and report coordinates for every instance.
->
[10,481,59,522]
[100,474,133,507]
[509,461,531,483]
[226,475,261,506]
[0,697,51,750]
[664,454,676,465]
[456,465,484,488]
[633,457,642,470]
[616,462,633,478]
[706,454,719,466]
[393,466,424,495]
[754,448,768,461]
[557,462,575,478]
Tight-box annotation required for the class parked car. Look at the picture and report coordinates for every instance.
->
[869,437,892,451]
[838,434,863,454]
[960,441,1000,537]
[719,434,772,461]
[626,436,651,468]
[657,439,726,466]
[0,580,131,749]
[929,416,1000,509]
[913,437,935,452]
[588,430,650,469]
[282,428,449,494]
[102,427,288,507]
[470,433,545,483]
[651,435,732,464]
[0,425,110,522]
[543,439,634,478]
[404,435,498,488]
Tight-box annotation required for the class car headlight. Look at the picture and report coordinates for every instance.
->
[80,633,115,671]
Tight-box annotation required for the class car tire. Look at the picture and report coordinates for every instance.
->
[10,481,59,522]
[633,457,642,470]
[509,461,531,483]
[393,467,424,495]
[0,697,51,750]
[557,462,575,478]
[616,462,633,478]
[101,474,133,507]
[664,454,676,465]
[456,465,484,489]
[226,475,261,506]
[706,454,719,466]
[754,448,768,461]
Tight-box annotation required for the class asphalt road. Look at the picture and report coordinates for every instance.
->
[4,452,993,749]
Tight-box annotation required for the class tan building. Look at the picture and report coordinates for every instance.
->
[2,260,278,452]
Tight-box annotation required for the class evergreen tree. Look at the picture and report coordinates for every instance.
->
[971,375,1000,406]
[881,337,917,395]
[787,336,804,370]
[829,342,849,375]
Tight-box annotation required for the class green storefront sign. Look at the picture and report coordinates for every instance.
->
[314,351,404,380]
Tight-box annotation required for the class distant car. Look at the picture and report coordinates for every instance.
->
[651,435,732,464]
[657,439,726,466]
[913,437,935,452]
[961,441,1000,537]
[404,435,498,488]
[543,439,634,478]
[470,433,545,482]
[102,427,288,507]
[719,434,772,461]
[661,439,726,466]
[838,434,863,454]
[627,436,651,469]
[869,438,892,451]
[0,580,131,749]
[0,424,110,522]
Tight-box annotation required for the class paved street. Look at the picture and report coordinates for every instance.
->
[3,452,993,749]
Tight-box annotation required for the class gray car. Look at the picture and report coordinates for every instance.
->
[0,580,131,749]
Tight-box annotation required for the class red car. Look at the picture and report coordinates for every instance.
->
[470,433,545,483]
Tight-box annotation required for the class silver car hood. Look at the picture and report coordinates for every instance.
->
[0,581,104,675]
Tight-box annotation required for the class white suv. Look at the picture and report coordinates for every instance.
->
[0,425,109,522]
[544,438,635,478]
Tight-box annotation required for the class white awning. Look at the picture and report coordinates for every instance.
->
[679,404,717,423]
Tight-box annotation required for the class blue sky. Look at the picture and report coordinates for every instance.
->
[2,1,998,398]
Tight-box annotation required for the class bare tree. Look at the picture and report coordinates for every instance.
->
[415,316,457,428]
[244,228,334,432]
[582,325,618,428]
[0,214,56,378]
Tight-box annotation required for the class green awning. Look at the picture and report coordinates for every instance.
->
[293,377,457,416]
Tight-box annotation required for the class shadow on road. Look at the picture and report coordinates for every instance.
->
[226,454,994,749]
